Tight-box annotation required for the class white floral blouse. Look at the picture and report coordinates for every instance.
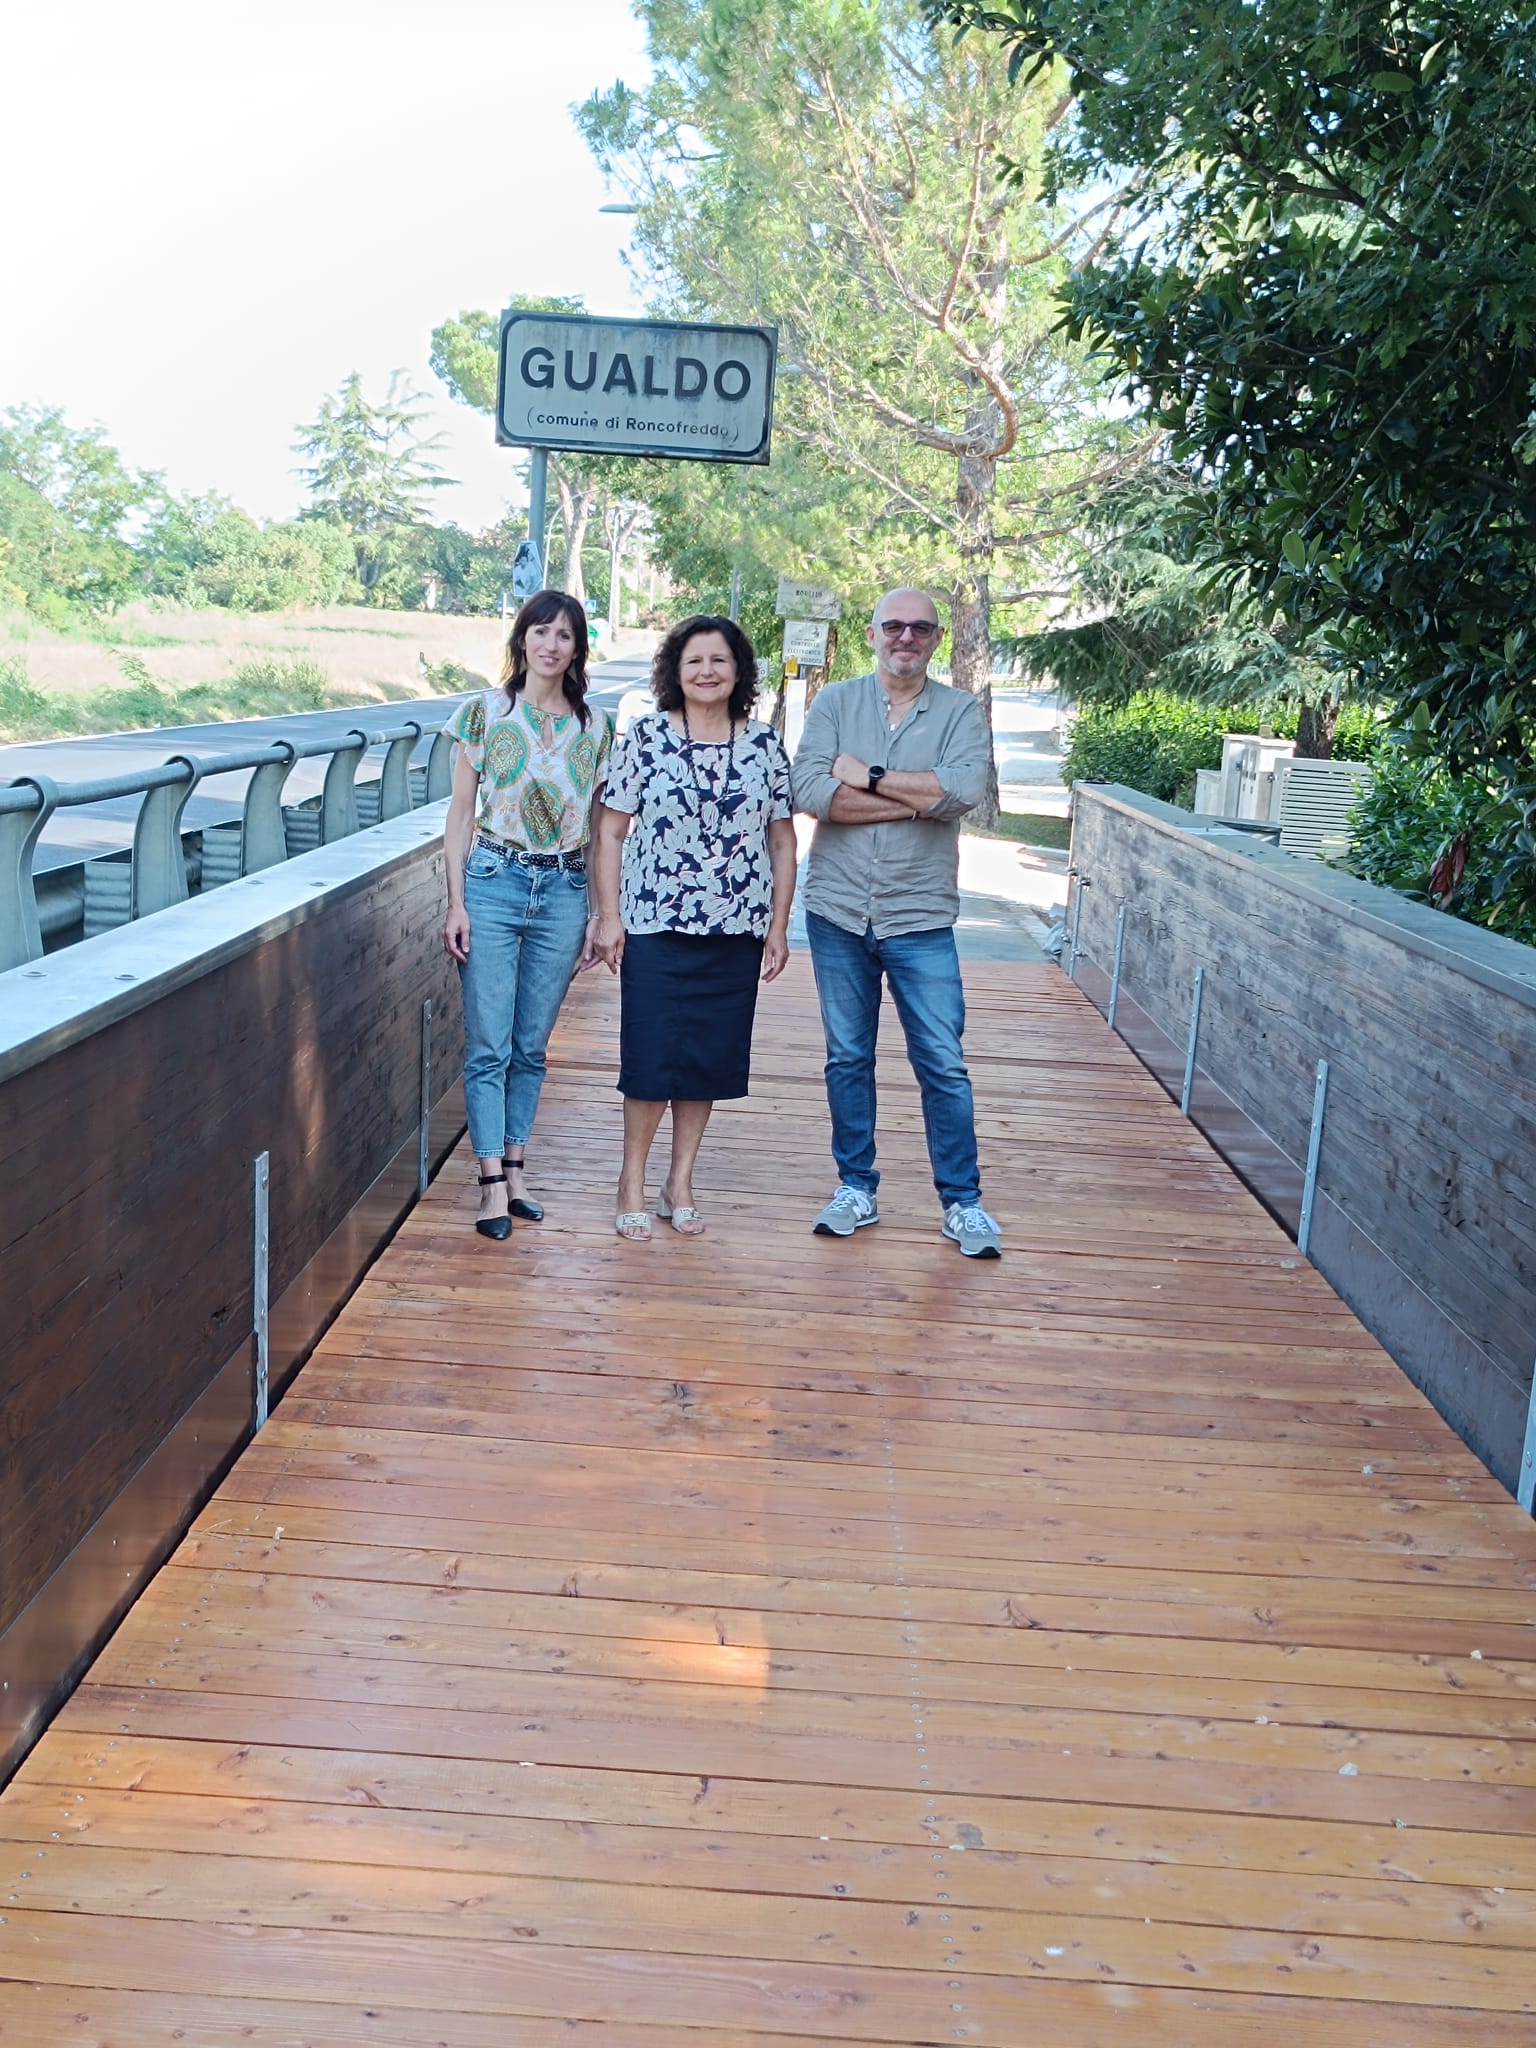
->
[601,712,793,938]
[447,690,615,852]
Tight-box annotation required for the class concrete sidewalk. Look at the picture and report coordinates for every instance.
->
[787,821,1068,966]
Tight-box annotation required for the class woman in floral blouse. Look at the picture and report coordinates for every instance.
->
[591,614,795,1240]
[442,590,614,1239]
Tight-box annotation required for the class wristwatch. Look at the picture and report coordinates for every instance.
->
[867,765,887,794]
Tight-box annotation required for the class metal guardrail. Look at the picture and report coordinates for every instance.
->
[0,719,457,973]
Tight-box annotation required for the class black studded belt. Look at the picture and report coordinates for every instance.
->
[474,833,585,871]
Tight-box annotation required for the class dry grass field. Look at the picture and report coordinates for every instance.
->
[2,604,510,704]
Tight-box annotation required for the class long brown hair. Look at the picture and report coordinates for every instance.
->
[498,589,592,728]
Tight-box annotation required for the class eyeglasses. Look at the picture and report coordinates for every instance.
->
[877,619,941,640]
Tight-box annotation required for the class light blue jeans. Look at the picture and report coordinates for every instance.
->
[805,910,981,1208]
[459,846,590,1159]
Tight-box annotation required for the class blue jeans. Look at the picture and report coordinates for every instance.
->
[459,847,590,1159]
[805,911,981,1208]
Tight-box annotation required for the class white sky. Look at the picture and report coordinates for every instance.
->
[0,0,650,530]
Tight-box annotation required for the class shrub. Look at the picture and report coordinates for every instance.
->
[1063,690,1390,804]
[0,655,61,738]
[1063,691,1231,803]
[1345,747,1536,950]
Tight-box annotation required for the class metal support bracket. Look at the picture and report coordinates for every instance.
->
[253,1151,270,1429]
[380,722,422,820]
[320,731,369,844]
[418,999,433,1197]
[1066,870,1090,980]
[130,757,201,918]
[1107,904,1127,1031]
[425,728,456,802]
[1518,1353,1536,1514]
[0,775,58,971]
[1298,1058,1331,1259]
[240,743,296,874]
[1180,967,1205,1117]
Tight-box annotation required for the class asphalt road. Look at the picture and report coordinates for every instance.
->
[3,664,1062,875]
[3,664,652,874]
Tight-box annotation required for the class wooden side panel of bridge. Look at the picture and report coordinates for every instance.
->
[2,961,1534,2044]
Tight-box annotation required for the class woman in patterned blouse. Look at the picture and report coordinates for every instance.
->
[442,591,615,1239]
[591,615,795,1240]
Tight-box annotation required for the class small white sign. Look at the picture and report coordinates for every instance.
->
[783,619,830,664]
[775,578,840,621]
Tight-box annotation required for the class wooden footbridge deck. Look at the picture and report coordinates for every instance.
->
[3,961,1535,2044]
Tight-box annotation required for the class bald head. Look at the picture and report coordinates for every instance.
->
[872,587,940,630]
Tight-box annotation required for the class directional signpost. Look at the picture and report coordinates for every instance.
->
[775,582,842,749]
[496,310,778,588]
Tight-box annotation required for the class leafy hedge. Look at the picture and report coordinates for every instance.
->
[1345,750,1536,950]
[1062,690,1385,805]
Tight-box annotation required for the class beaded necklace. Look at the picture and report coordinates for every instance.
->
[679,705,737,835]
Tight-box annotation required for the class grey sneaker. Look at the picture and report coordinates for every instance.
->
[813,1184,879,1237]
[943,1202,1001,1258]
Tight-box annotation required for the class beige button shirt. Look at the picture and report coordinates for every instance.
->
[790,672,990,938]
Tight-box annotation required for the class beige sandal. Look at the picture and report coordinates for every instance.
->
[657,1192,706,1236]
[615,1210,652,1242]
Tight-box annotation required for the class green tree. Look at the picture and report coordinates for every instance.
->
[578,0,1140,818]
[0,404,150,612]
[139,492,359,610]
[1015,475,1354,752]
[293,372,453,602]
[928,0,1536,901]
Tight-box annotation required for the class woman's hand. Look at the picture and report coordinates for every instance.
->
[761,926,790,982]
[443,905,471,963]
[577,912,602,972]
[593,912,626,974]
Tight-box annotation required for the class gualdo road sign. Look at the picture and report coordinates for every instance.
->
[497,311,777,465]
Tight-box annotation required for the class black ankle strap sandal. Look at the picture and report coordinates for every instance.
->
[475,1171,512,1241]
[502,1156,544,1223]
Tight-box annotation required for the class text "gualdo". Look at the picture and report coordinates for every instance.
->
[520,348,753,403]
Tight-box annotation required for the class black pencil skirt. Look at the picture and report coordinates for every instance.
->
[618,930,766,1101]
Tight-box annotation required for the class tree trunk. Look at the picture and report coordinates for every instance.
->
[551,470,596,601]
[1294,695,1339,759]
[950,445,999,829]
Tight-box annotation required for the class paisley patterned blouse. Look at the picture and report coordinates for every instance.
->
[602,713,793,938]
[447,690,615,852]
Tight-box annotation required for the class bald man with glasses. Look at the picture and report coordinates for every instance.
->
[790,588,1000,1258]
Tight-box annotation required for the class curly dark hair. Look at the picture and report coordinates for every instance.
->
[498,589,592,728]
[651,615,759,722]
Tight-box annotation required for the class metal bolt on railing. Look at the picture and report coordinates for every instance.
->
[0,714,456,974]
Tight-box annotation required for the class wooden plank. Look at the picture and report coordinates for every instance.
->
[4,958,1536,2041]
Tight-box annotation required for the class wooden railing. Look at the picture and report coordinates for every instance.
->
[0,806,465,1779]
[1066,781,1536,1499]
